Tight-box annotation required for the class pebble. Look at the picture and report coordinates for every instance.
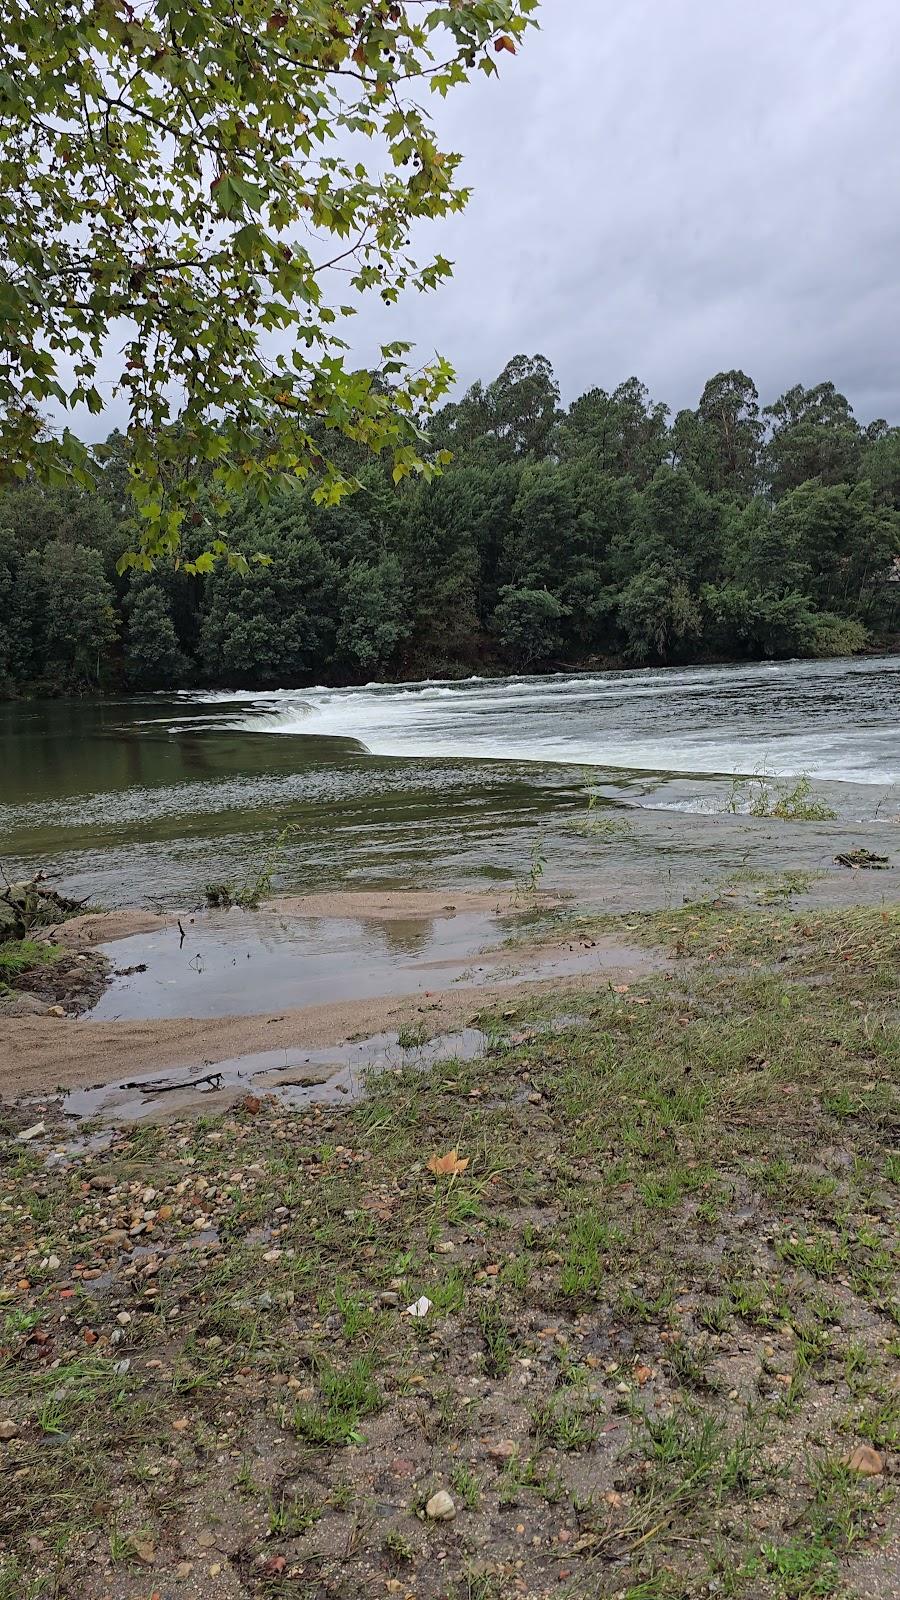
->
[0,1420,18,1440]
[16,1122,45,1142]
[846,1444,884,1476]
[425,1490,456,1521]
[487,1439,518,1462]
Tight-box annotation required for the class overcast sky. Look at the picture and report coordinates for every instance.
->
[73,0,900,436]
[354,0,900,423]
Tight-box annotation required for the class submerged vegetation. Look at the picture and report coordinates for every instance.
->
[724,773,839,822]
[0,902,897,1596]
[1,363,899,696]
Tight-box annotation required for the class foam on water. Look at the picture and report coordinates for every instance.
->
[169,656,900,788]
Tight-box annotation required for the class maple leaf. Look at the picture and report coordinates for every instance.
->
[427,1149,470,1177]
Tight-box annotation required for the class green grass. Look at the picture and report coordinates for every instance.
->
[0,937,61,988]
[292,1355,383,1446]
[1,900,898,1600]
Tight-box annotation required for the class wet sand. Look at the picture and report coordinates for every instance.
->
[5,943,658,1102]
[2,886,646,1100]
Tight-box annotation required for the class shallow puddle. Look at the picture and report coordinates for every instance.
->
[65,1025,502,1123]
[85,908,653,1021]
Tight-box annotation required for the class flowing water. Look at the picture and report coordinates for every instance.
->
[2,655,898,908]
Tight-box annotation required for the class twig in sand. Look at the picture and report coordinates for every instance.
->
[120,1070,224,1096]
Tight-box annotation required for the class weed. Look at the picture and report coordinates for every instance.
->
[397,1022,429,1050]
[752,1537,839,1597]
[268,1491,323,1536]
[531,1398,596,1452]
[383,1528,415,1563]
[449,1461,481,1509]
[560,1210,620,1300]
[476,1300,513,1377]
[293,1355,382,1446]
[725,772,837,823]
[514,834,547,905]
[0,937,61,992]
[203,824,295,909]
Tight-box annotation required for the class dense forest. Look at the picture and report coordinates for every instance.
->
[2,357,899,694]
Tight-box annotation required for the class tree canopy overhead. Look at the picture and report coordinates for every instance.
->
[0,0,537,564]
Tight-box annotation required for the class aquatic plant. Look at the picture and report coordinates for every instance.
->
[725,773,837,822]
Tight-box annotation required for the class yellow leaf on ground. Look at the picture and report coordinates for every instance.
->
[427,1149,470,1177]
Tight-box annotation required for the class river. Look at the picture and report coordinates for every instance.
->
[2,655,898,907]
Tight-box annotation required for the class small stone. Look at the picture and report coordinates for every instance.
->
[16,1122,45,1142]
[0,1420,18,1440]
[129,1536,155,1564]
[846,1444,884,1476]
[47,1005,65,1017]
[425,1490,456,1521]
[487,1440,518,1462]
[90,1174,116,1191]
[116,1311,132,1325]
[46,1254,60,1271]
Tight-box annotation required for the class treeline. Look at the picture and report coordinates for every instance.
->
[2,357,899,694]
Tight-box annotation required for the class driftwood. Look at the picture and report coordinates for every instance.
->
[834,849,890,871]
[120,1070,225,1096]
[0,869,88,938]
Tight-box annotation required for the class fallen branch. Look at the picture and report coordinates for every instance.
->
[119,1070,224,1096]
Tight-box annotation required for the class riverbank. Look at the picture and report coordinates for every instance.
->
[0,887,663,1102]
[1,812,897,1102]
[1,900,897,1600]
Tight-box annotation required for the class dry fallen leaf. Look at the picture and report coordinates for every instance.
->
[427,1149,470,1177]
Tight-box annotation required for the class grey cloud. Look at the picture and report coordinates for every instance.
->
[68,0,900,438]
[355,0,900,421]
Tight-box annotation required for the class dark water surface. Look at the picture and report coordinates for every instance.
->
[2,656,898,908]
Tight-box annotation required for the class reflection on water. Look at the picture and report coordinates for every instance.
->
[86,908,656,1020]
[1,657,897,909]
